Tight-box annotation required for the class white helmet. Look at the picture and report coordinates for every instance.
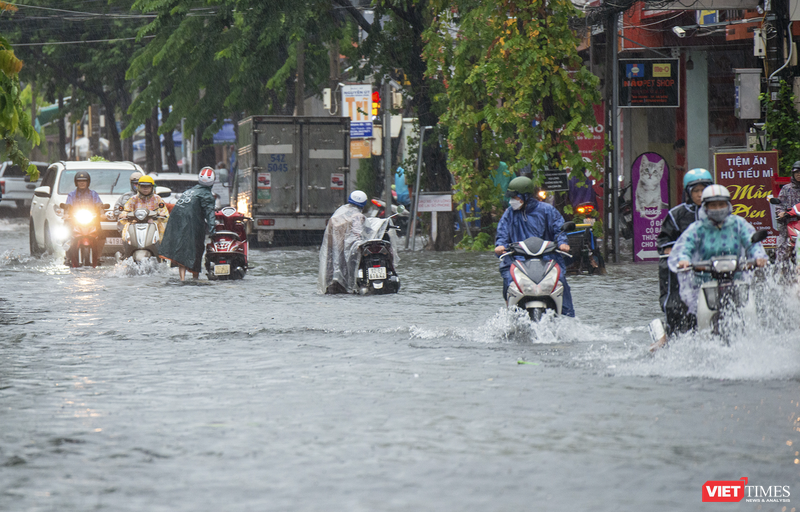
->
[348,190,368,208]
[199,166,216,187]
[701,184,732,224]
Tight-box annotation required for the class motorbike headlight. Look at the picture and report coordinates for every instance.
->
[52,225,70,242]
[134,209,148,222]
[74,209,95,225]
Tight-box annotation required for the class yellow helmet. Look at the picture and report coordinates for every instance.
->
[138,175,155,186]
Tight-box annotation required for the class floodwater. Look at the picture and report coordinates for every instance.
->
[0,212,798,511]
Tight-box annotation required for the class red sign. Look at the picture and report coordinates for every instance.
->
[713,151,778,246]
[702,478,747,502]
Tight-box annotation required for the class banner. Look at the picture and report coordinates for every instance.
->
[632,152,670,262]
[341,85,372,138]
[713,151,778,246]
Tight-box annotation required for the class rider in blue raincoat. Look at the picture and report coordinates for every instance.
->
[494,176,574,316]
[668,184,768,314]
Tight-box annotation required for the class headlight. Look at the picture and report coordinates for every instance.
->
[52,226,70,242]
[134,209,148,221]
[74,209,95,225]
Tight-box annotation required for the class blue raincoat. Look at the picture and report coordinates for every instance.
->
[394,167,410,207]
[495,198,574,316]
[668,213,767,314]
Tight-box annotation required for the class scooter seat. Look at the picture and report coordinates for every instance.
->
[214,230,241,240]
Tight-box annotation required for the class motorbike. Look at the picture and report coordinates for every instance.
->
[769,197,800,262]
[120,208,163,262]
[649,229,768,349]
[205,206,251,280]
[565,203,606,275]
[60,202,110,268]
[618,182,633,240]
[367,198,411,237]
[356,216,401,294]
[501,222,575,321]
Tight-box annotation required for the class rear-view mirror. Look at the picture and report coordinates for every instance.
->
[769,197,782,205]
[156,186,171,198]
[561,221,576,232]
[751,229,769,244]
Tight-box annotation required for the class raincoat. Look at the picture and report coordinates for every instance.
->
[495,198,575,316]
[158,184,215,273]
[775,177,800,262]
[656,201,700,333]
[67,188,103,209]
[668,213,767,314]
[394,167,410,207]
[121,193,170,238]
[318,204,366,294]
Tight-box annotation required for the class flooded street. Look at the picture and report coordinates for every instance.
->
[1,213,799,511]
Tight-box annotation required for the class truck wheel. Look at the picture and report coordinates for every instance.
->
[29,219,43,256]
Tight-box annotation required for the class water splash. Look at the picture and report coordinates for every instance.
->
[111,257,172,278]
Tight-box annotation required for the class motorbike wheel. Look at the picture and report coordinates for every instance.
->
[528,308,545,322]
[79,246,91,267]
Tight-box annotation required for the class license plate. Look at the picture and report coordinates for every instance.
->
[214,264,230,276]
[106,237,123,245]
[367,267,386,280]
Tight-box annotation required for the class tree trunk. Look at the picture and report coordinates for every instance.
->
[145,115,154,173]
[58,93,67,160]
[99,95,123,161]
[119,91,133,162]
[196,121,216,169]
[161,104,179,173]
[295,40,305,116]
[151,107,163,172]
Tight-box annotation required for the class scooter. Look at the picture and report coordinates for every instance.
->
[565,203,606,275]
[501,222,575,321]
[649,229,768,349]
[60,202,110,268]
[356,216,401,294]
[769,197,800,262]
[121,208,163,262]
[367,198,411,237]
[205,206,250,280]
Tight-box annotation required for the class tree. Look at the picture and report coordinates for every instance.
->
[0,3,39,179]
[423,0,601,242]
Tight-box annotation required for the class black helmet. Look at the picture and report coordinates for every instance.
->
[74,171,91,186]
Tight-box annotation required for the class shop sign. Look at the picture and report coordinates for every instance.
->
[618,59,679,108]
[632,152,670,262]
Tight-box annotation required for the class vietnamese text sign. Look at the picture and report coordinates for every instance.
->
[417,193,453,212]
[632,152,669,262]
[714,151,778,246]
[342,85,372,138]
[350,139,371,159]
[540,170,569,191]
[619,59,679,108]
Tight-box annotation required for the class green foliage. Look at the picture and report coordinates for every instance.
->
[456,230,493,251]
[0,34,39,180]
[761,80,800,175]
[88,155,109,162]
[423,0,602,226]
[356,157,379,198]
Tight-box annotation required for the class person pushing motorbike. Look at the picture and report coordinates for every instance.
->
[494,176,574,316]
[318,190,368,294]
[158,167,217,281]
[120,175,169,238]
[774,160,800,266]
[656,168,713,336]
[668,185,767,316]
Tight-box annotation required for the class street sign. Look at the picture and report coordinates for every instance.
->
[350,139,371,159]
[540,170,569,191]
[619,59,679,108]
[631,152,669,262]
[341,85,373,138]
[714,150,778,246]
[417,193,453,212]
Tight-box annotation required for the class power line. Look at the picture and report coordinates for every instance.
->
[13,35,155,46]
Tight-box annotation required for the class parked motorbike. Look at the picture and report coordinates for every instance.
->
[618,183,633,240]
[501,222,576,321]
[120,208,163,262]
[367,198,411,237]
[205,206,250,280]
[356,216,401,294]
[60,202,110,268]
[566,203,606,275]
[649,229,768,349]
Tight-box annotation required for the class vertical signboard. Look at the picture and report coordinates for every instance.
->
[342,85,373,138]
[632,152,670,262]
[713,151,778,246]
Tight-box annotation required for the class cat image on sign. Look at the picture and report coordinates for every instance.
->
[635,155,667,220]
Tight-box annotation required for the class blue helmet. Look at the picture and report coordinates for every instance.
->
[348,190,368,208]
[683,168,713,190]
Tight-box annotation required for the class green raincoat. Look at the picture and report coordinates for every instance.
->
[159,184,216,273]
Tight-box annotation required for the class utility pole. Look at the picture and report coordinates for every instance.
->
[383,81,392,219]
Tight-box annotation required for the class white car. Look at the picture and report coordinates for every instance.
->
[0,161,50,209]
[29,161,146,256]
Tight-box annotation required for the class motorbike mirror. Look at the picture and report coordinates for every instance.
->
[102,203,111,209]
[59,203,68,209]
[396,205,406,214]
[751,229,769,244]
[769,197,782,205]
[561,221,576,232]
[156,186,171,198]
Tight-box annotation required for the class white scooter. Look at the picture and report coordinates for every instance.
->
[120,208,163,263]
[649,229,767,348]
[501,222,575,321]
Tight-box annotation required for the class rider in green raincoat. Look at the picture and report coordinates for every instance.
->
[159,167,217,280]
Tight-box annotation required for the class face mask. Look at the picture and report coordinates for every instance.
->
[706,205,730,224]
[509,198,523,210]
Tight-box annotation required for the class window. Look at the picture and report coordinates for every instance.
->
[57,169,130,195]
